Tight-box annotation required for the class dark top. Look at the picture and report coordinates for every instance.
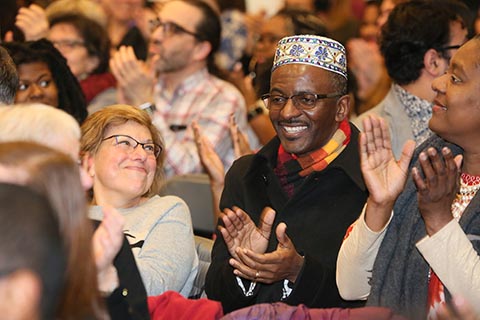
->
[205,124,368,313]
[93,220,150,320]
[117,25,147,61]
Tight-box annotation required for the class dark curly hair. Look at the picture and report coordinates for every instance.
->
[0,46,18,104]
[380,0,471,85]
[2,39,88,123]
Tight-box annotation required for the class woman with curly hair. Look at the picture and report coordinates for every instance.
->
[2,39,88,123]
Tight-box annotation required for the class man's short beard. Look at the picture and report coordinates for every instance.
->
[155,56,190,74]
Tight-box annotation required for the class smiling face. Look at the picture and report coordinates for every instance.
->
[269,64,349,156]
[430,38,480,149]
[15,62,59,107]
[87,120,157,207]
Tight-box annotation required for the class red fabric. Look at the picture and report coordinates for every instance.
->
[426,271,445,319]
[148,291,224,320]
[343,222,355,241]
[222,303,407,320]
[80,72,117,103]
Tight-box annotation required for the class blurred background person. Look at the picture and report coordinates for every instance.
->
[358,0,380,42]
[315,0,360,45]
[100,0,148,60]
[353,0,471,159]
[345,0,408,118]
[48,13,117,113]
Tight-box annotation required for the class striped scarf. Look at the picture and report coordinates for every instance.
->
[274,120,351,198]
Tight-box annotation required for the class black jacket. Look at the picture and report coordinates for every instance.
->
[205,124,368,313]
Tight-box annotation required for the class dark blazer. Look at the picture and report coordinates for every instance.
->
[205,124,368,313]
[92,220,150,320]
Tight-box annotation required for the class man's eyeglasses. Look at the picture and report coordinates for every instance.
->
[438,45,462,52]
[261,92,343,111]
[102,134,162,158]
[437,45,462,63]
[149,17,200,39]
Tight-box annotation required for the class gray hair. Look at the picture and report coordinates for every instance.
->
[0,104,80,155]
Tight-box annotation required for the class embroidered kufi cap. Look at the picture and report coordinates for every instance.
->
[272,35,347,79]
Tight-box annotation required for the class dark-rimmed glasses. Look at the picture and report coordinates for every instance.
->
[261,92,343,111]
[437,45,462,63]
[102,134,162,158]
[50,39,85,52]
[149,17,200,39]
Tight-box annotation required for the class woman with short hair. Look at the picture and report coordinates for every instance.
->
[81,104,198,297]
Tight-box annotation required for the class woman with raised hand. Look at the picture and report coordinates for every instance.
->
[337,35,480,319]
[0,104,149,320]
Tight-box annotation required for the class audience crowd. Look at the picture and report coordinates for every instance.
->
[0,0,480,319]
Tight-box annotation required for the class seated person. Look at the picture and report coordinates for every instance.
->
[337,35,480,319]
[48,13,117,113]
[0,183,65,320]
[0,104,150,320]
[232,8,329,145]
[0,142,108,319]
[2,39,88,123]
[81,104,199,297]
[109,0,258,178]
[205,35,368,312]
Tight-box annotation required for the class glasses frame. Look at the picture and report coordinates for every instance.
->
[149,17,201,40]
[50,39,85,52]
[438,45,462,52]
[436,44,462,63]
[102,134,162,158]
[261,92,344,111]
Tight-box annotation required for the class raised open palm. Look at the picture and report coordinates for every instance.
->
[360,115,415,205]
[219,206,275,260]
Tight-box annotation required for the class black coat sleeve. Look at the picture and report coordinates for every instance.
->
[205,158,260,313]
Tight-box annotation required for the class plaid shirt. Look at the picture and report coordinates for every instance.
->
[153,68,255,178]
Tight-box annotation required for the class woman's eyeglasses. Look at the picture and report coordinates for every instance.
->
[102,134,162,158]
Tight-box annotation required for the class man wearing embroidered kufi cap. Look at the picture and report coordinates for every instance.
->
[206,35,368,312]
